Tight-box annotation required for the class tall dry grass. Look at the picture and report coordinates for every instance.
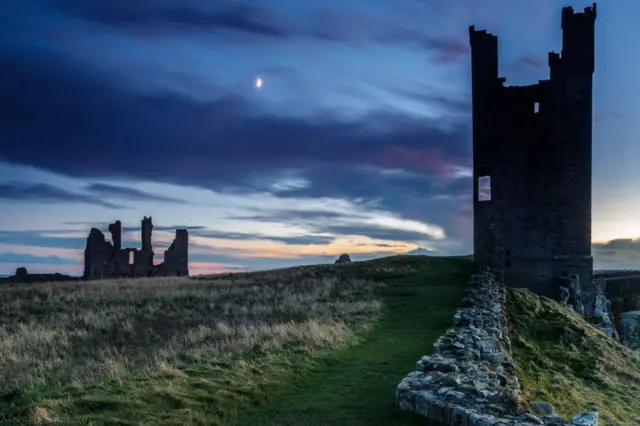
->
[0,272,381,395]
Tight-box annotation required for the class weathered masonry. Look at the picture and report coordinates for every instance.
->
[470,4,596,298]
[84,217,189,279]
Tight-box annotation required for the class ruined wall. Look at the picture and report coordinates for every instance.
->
[108,220,122,252]
[396,271,600,425]
[164,229,189,277]
[471,4,596,298]
[84,217,189,279]
[84,228,113,278]
[140,216,154,268]
[604,276,640,298]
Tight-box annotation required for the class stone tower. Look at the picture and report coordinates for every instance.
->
[470,4,597,297]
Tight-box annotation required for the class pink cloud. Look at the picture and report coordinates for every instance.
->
[430,40,470,65]
[188,261,246,275]
[374,146,453,176]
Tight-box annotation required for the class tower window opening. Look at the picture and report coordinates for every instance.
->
[478,175,491,202]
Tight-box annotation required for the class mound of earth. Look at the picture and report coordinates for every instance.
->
[506,287,640,426]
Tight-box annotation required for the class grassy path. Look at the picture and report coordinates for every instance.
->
[230,257,472,426]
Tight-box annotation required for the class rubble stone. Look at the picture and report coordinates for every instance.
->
[395,271,598,426]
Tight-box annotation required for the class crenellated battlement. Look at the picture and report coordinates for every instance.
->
[562,3,597,29]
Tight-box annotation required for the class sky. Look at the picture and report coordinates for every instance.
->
[1,0,640,276]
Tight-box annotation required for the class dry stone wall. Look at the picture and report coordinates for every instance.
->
[395,271,601,426]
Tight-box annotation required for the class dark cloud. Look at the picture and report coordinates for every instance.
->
[0,230,148,252]
[86,183,186,203]
[120,225,206,232]
[48,1,291,38]
[0,47,471,196]
[257,65,299,76]
[309,10,470,61]
[46,0,471,60]
[0,181,120,209]
[415,36,470,63]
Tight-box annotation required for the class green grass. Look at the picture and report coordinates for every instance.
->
[506,287,640,426]
[228,255,472,426]
[0,255,472,426]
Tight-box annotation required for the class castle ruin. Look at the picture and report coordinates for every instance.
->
[470,4,596,298]
[83,217,189,279]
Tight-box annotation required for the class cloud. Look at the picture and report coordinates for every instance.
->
[0,243,83,261]
[593,238,640,270]
[0,181,120,209]
[516,55,546,70]
[48,1,292,38]
[0,4,480,273]
[192,231,335,246]
[0,252,79,266]
[394,89,471,116]
[86,183,186,203]
[0,47,471,198]
[0,230,86,249]
[305,6,470,61]
[44,0,471,61]
[594,238,640,252]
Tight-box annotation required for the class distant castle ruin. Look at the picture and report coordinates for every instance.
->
[470,4,597,298]
[84,217,188,279]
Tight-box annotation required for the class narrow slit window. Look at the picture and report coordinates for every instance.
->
[478,175,491,202]
[129,251,135,265]
[534,102,540,113]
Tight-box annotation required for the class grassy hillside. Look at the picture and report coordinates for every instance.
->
[0,255,472,426]
[506,287,640,426]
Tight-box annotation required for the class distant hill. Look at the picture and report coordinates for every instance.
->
[0,272,79,284]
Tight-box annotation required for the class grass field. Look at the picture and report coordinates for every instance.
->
[506,287,640,426]
[0,255,472,426]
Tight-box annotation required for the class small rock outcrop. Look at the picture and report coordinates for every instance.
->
[334,254,352,265]
[558,274,619,341]
[396,270,600,426]
[14,267,28,278]
[619,311,640,351]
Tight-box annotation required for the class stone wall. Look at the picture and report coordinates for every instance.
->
[395,270,600,426]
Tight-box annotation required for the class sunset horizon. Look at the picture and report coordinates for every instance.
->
[3,0,640,275]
